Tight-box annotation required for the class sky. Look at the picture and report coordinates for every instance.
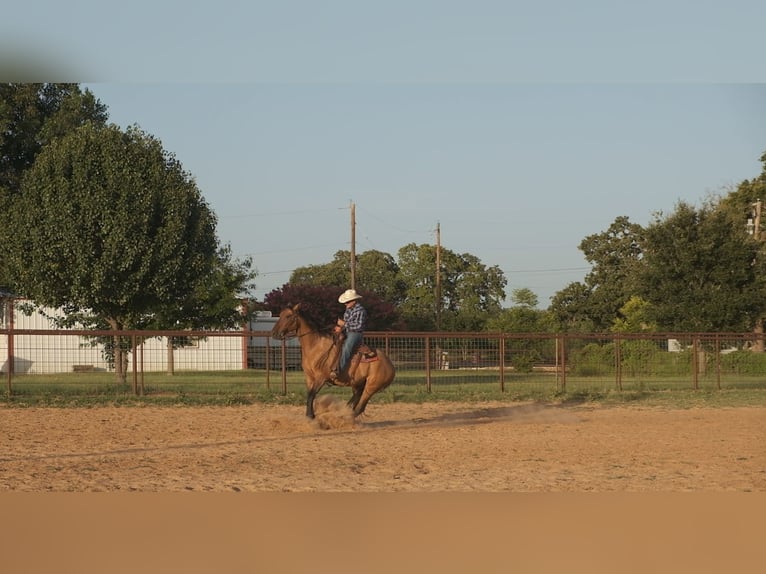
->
[3,1,766,307]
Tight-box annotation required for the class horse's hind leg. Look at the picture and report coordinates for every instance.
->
[352,392,372,417]
[306,387,318,419]
[347,384,365,412]
[351,385,377,417]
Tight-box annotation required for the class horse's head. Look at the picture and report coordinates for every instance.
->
[271,304,302,339]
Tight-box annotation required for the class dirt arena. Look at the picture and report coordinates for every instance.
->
[1,399,764,492]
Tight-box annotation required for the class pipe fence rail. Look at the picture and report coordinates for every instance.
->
[3,328,766,397]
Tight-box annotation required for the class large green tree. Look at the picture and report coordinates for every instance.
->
[0,83,107,195]
[397,243,506,331]
[638,199,765,332]
[288,243,505,331]
[718,152,766,347]
[4,123,253,381]
[0,83,108,287]
[290,249,406,305]
[485,288,552,333]
[549,216,645,332]
[263,283,401,331]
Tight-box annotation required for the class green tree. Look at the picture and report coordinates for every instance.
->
[549,216,645,332]
[639,200,765,332]
[397,243,506,331]
[290,249,406,305]
[290,251,350,287]
[548,281,597,332]
[510,287,538,309]
[0,83,107,195]
[485,288,551,372]
[263,283,401,331]
[4,123,252,383]
[486,288,550,333]
[611,295,655,333]
[718,151,766,348]
[719,151,766,229]
[0,83,108,288]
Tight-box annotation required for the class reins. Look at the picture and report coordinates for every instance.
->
[282,315,338,368]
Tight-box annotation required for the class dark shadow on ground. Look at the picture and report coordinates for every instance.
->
[361,402,582,429]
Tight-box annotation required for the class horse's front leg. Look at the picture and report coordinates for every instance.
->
[305,387,316,419]
[305,377,327,419]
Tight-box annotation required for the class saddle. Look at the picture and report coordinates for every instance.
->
[356,344,378,362]
[329,342,378,385]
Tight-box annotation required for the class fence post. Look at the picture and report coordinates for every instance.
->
[280,339,287,395]
[559,335,567,392]
[5,297,13,396]
[692,338,699,390]
[140,337,145,395]
[499,336,505,393]
[425,335,432,393]
[615,334,622,391]
[131,335,139,395]
[715,334,721,391]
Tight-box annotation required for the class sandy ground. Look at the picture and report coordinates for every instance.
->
[1,398,764,492]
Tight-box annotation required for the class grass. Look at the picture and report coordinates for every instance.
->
[2,368,766,409]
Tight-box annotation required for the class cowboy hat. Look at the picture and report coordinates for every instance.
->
[338,289,362,304]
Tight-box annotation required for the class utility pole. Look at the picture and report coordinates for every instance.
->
[350,201,356,290]
[435,221,441,330]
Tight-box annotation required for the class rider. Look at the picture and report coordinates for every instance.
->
[329,288,368,382]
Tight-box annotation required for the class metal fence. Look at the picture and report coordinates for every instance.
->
[3,328,766,396]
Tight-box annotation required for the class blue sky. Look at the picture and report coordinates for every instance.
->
[5,1,766,307]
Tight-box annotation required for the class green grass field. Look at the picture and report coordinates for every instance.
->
[3,368,766,409]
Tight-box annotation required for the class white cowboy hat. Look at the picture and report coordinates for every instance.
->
[338,289,363,304]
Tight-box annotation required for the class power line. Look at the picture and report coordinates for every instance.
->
[355,205,431,234]
[239,242,343,257]
[217,207,340,219]
[507,267,590,274]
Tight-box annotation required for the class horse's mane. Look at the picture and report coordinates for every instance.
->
[290,303,333,336]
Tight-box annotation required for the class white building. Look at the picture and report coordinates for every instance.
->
[0,298,292,374]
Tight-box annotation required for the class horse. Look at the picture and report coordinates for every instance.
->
[270,303,396,419]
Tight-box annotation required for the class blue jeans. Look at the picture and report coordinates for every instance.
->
[339,331,363,374]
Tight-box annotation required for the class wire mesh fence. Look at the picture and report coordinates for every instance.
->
[2,328,766,398]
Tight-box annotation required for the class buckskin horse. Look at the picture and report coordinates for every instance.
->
[270,303,396,419]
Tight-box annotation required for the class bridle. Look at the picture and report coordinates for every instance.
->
[274,310,320,340]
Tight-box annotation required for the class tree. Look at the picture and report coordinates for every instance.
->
[719,151,766,224]
[290,249,406,305]
[549,216,645,332]
[510,287,538,309]
[290,251,350,287]
[4,123,252,383]
[0,83,107,195]
[397,243,506,331]
[0,83,108,288]
[289,243,505,331]
[611,296,655,333]
[718,151,766,348]
[638,200,765,332]
[486,288,550,332]
[263,283,401,331]
[548,281,598,332]
[484,288,551,372]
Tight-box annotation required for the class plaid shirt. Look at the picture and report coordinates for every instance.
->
[343,303,368,332]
